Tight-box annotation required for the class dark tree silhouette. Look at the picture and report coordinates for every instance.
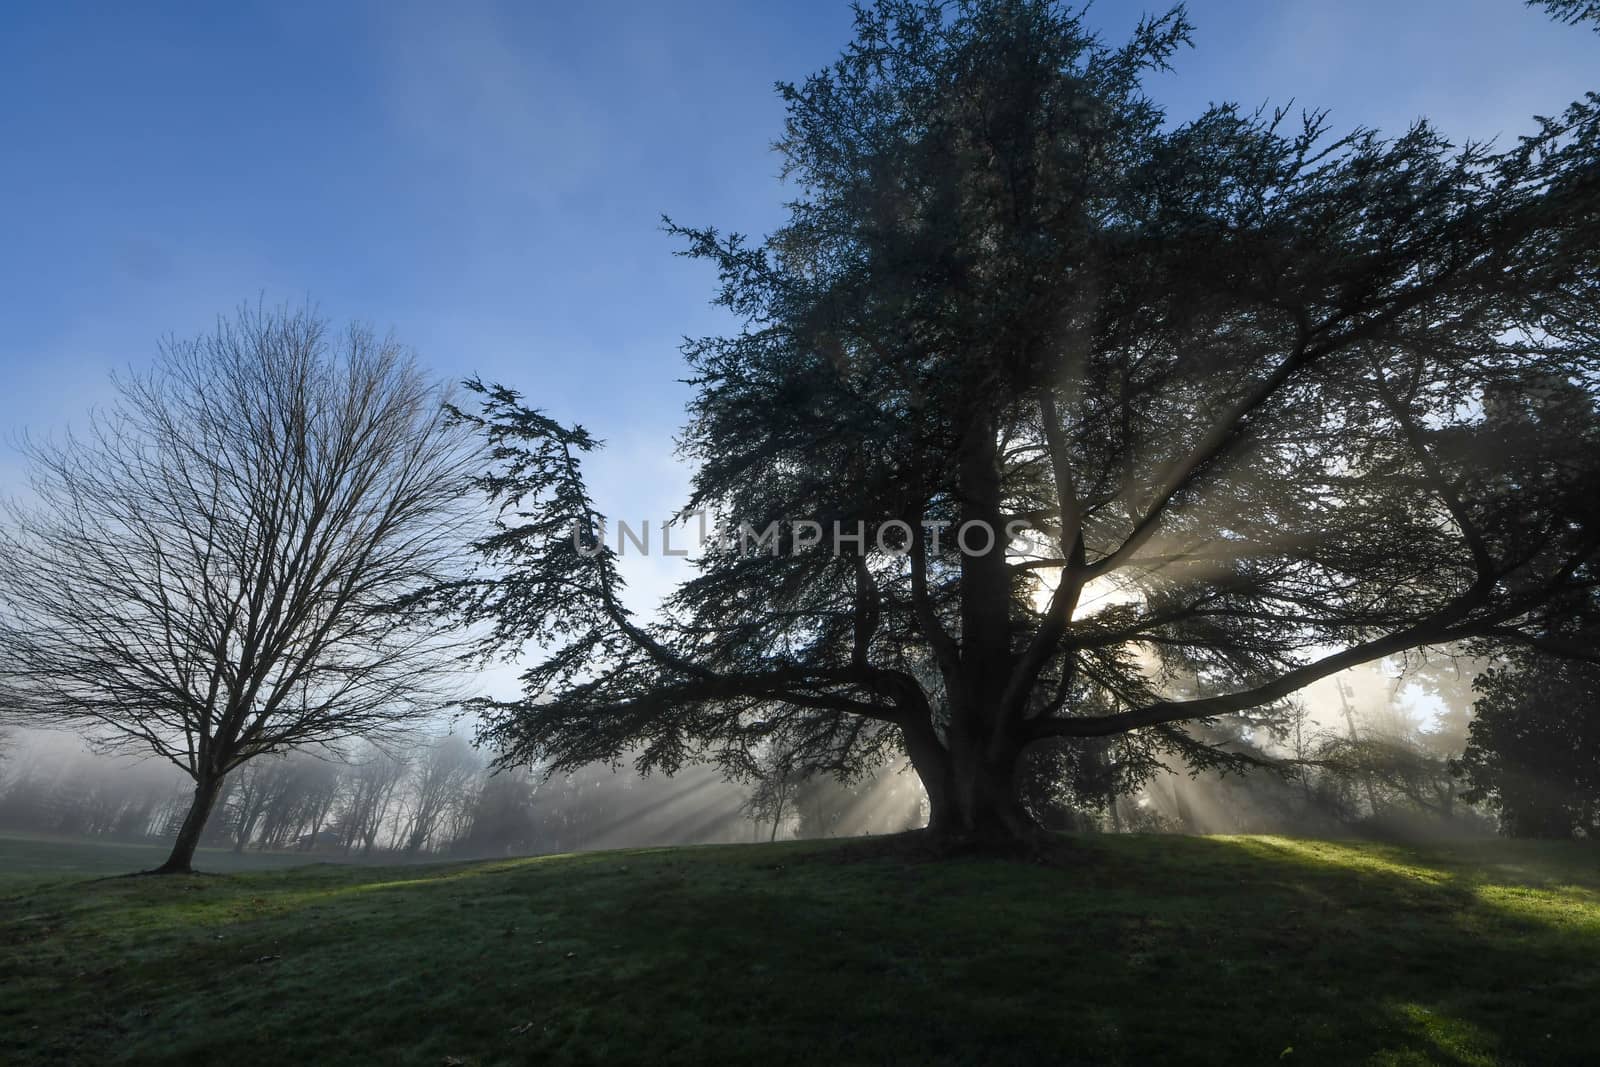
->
[0,306,477,872]
[398,734,480,855]
[1456,655,1600,838]
[336,742,411,856]
[435,1,1600,847]
[1529,0,1600,31]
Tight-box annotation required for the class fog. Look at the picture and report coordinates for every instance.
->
[0,725,929,860]
[0,649,1488,859]
[1127,657,1492,840]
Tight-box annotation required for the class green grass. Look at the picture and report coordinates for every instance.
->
[2,833,1597,1065]
[0,833,335,891]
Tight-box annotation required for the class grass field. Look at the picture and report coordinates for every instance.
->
[0,834,342,891]
[2,833,1597,1065]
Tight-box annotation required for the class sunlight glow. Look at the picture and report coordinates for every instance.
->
[1028,568,1143,620]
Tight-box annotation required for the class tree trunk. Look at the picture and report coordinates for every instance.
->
[768,776,788,843]
[947,739,1037,846]
[901,719,1039,850]
[906,413,1041,852]
[304,800,330,851]
[900,718,957,835]
[151,776,225,874]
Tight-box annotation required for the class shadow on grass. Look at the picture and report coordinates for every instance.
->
[1175,834,1598,1064]
[2,833,1597,1065]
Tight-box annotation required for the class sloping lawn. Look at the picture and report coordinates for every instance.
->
[0,834,332,892]
[2,833,1597,1064]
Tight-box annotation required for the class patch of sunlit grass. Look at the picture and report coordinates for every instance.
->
[1378,1003,1497,1067]
[1214,834,1454,886]
[1472,882,1600,932]
[3,832,1599,1065]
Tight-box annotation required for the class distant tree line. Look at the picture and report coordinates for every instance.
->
[1002,651,1599,842]
[0,732,796,858]
[1,645,1594,850]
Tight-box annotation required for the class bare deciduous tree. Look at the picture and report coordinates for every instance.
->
[0,305,478,873]
[397,734,481,855]
[336,741,411,856]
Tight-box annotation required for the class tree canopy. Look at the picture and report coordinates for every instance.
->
[438,0,1600,845]
[0,306,478,871]
[1456,654,1600,838]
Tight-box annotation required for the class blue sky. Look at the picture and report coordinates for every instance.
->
[1,0,1594,640]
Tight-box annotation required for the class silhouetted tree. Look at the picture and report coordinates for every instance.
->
[228,755,288,852]
[1456,656,1600,838]
[262,755,342,851]
[790,764,925,839]
[434,1,1600,847]
[1529,0,1600,31]
[1400,653,1486,760]
[398,734,480,855]
[455,761,541,857]
[0,306,477,872]
[742,748,800,842]
[335,742,411,856]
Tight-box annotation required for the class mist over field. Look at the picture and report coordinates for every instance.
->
[0,652,1499,867]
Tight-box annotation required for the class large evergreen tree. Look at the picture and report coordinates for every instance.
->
[437,1,1600,846]
[1456,656,1600,838]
